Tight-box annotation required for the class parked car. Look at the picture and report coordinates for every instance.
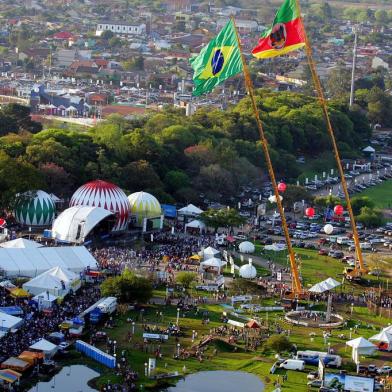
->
[307,379,322,388]
[377,365,392,374]
[318,249,328,255]
[367,364,378,374]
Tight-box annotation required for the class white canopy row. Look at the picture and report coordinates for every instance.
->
[0,246,97,278]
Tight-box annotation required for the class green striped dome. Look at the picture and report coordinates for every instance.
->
[14,190,56,227]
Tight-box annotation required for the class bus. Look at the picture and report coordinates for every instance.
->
[296,350,342,368]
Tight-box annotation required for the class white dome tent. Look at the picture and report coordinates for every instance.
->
[238,241,255,254]
[239,260,257,279]
[52,206,114,244]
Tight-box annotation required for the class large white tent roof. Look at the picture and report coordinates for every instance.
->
[0,246,97,277]
[178,204,203,215]
[346,337,375,349]
[369,330,392,343]
[23,266,80,296]
[52,206,114,244]
[185,220,206,231]
[0,238,43,249]
[309,277,341,293]
[0,310,23,330]
[29,338,58,355]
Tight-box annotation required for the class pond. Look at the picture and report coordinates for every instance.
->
[28,365,100,392]
[165,371,265,392]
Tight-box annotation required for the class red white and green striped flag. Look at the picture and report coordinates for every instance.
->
[252,0,305,59]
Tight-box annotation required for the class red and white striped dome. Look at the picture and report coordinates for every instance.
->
[70,180,130,231]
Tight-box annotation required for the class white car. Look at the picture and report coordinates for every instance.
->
[377,365,392,374]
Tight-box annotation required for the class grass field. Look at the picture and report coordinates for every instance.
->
[356,180,392,209]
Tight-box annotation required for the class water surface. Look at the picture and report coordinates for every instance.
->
[166,370,264,392]
[29,364,99,392]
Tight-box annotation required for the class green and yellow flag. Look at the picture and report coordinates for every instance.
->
[190,20,243,96]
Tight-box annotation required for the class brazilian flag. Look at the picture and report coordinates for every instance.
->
[190,20,243,96]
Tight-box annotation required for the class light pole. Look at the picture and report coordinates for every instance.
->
[350,303,354,316]
[144,362,148,376]
[177,343,180,357]
[132,322,135,335]
[176,308,180,326]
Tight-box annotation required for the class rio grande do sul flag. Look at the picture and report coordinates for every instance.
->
[190,19,243,96]
[252,0,305,59]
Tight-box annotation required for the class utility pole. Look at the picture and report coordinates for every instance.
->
[349,25,359,107]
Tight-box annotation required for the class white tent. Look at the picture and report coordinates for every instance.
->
[200,257,227,273]
[264,243,286,252]
[324,277,341,289]
[185,220,206,233]
[0,246,97,277]
[362,146,375,153]
[203,246,220,260]
[29,338,58,358]
[32,291,58,310]
[346,337,376,363]
[239,241,255,254]
[0,311,23,332]
[52,206,114,244]
[23,266,81,297]
[0,238,43,249]
[239,260,257,279]
[309,277,341,293]
[369,330,392,351]
[178,204,203,216]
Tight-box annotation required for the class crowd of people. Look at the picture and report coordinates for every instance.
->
[0,285,100,359]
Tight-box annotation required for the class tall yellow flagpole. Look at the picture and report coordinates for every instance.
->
[294,1,366,276]
[231,16,302,295]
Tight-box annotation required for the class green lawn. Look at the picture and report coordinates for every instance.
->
[356,180,392,209]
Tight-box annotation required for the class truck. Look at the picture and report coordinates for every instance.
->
[279,359,305,371]
[296,350,342,368]
[97,297,117,314]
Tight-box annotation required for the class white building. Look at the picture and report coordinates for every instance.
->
[216,18,261,33]
[96,22,146,37]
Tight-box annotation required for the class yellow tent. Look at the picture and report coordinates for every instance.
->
[10,288,30,298]
[189,255,201,261]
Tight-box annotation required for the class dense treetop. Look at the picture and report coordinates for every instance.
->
[0,90,372,210]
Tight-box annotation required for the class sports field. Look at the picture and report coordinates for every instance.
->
[357,180,392,209]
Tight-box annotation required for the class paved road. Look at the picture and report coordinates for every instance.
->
[315,166,392,198]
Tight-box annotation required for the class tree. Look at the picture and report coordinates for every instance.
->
[0,150,44,210]
[265,335,292,353]
[100,30,114,40]
[39,162,71,196]
[164,170,190,193]
[375,9,388,25]
[100,269,152,304]
[351,196,375,215]
[282,185,313,210]
[200,208,246,233]
[356,207,384,228]
[118,160,163,192]
[327,66,351,99]
[175,272,197,289]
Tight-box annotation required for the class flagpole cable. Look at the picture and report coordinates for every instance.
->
[294,1,366,274]
[231,16,302,295]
